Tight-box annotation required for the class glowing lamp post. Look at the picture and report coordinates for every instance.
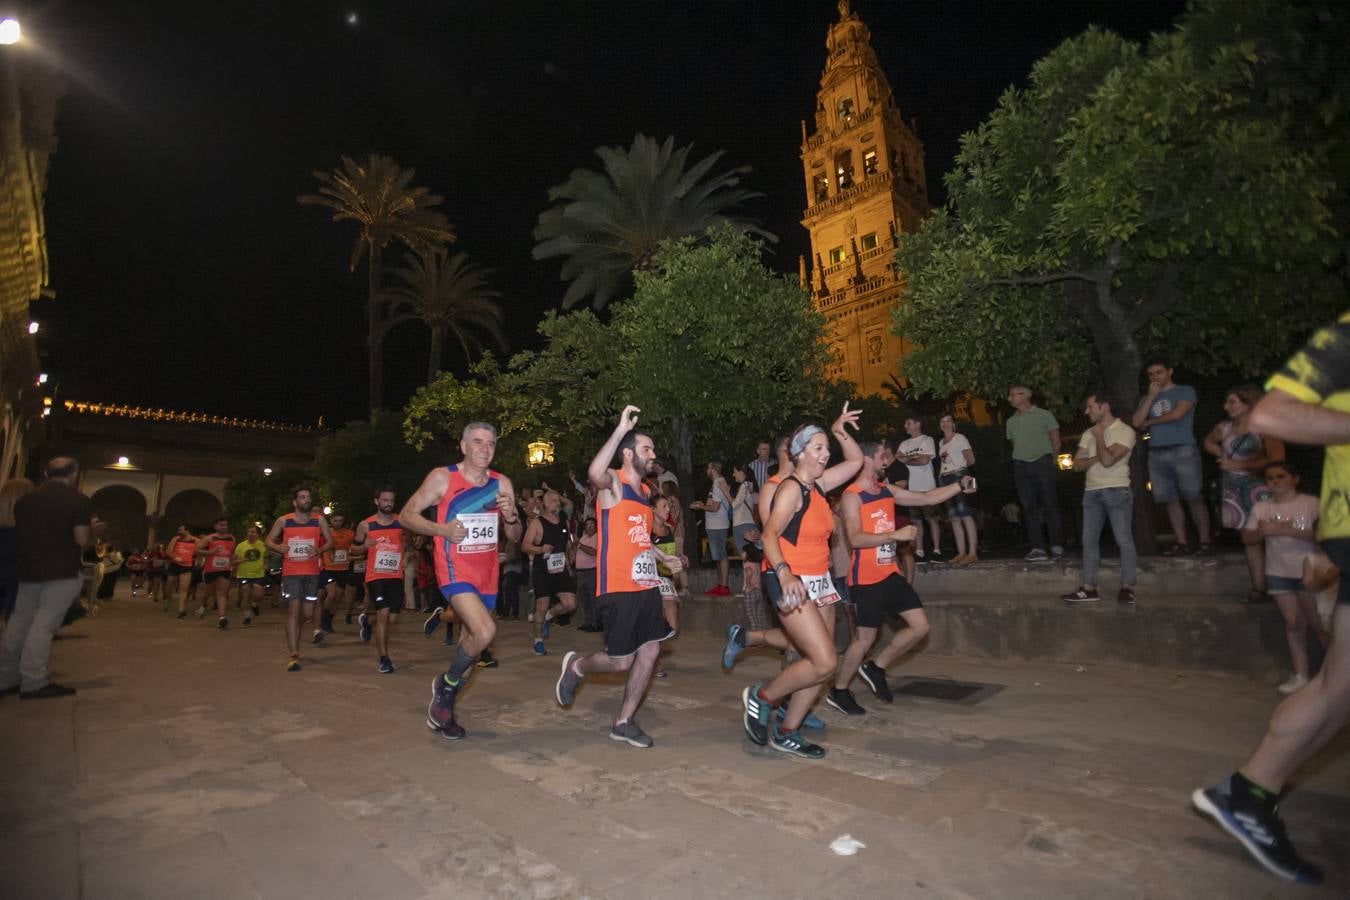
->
[526,438,555,468]
[0,19,20,45]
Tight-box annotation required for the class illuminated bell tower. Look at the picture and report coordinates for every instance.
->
[800,0,930,395]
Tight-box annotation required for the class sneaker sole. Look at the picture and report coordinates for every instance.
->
[426,679,451,732]
[608,731,652,748]
[1190,788,1307,884]
[858,666,890,701]
[422,609,444,637]
[721,624,742,670]
[769,738,826,759]
[1063,597,1101,603]
[823,694,863,716]
[555,651,579,707]
[741,686,768,746]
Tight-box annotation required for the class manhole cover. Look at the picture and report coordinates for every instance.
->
[892,677,1004,706]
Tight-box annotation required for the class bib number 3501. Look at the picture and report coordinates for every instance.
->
[457,513,498,553]
[802,571,841,607]
[630,550,660,588]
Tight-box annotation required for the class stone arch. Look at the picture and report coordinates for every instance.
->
[91,484,148,552]
[163,488,222,534]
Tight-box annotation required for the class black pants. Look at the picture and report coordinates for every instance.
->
[498,567,523,618]
[1014,455,1063,551]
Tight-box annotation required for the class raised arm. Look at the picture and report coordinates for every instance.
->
[819,402,864,493]
[588,404,641,494]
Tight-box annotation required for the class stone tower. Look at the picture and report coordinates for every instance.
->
[800,0,930,395]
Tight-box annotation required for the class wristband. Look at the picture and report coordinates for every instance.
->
[502,517,519,525]
[774,562,790,576]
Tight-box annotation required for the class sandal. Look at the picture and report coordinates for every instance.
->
[1161,543,1192,557]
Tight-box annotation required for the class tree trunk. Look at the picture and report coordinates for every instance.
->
[428,325,445,385]
[669,415,699,561]
[367,241,385,417]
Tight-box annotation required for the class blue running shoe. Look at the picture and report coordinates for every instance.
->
[1192,779,1323,884]
[533,639,548,656]
[721,623,744,670]
[777,706,827,731]
[377,656,394,674]
[423,607,445,637]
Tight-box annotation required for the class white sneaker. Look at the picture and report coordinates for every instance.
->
[527,613,534,623]
[1277,674,1308,695]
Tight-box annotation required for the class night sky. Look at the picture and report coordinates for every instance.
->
[32,0,1183,426]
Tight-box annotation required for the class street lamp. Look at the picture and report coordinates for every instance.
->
[0,19,20,45]
[27,321,39,334]
[526,438,554,468]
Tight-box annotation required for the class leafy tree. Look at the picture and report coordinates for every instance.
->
[222,466,311,538]
[384,248,507,385]
[309,413,442,521]
[894,4,1343,415]
[299,154,454,414]
[532,134,774,311]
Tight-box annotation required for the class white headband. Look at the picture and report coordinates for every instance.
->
[790,425,825,458]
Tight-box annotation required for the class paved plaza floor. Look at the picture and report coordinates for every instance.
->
[2,587,1347,899]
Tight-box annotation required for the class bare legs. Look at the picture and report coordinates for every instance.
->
[1165,498,1212,547]
[572,639,662,725]
[762,601,837,731]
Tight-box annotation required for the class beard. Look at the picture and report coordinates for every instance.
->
[641,458,659,475]
[296,500,313,512]
[377,503,394,514]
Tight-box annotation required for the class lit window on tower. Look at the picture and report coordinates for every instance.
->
[837,97,854,121]
[813,173,829,203]
[863,147,878,176]
[860,232,878,252]
[828,246,847,265]
[835,151,853,189]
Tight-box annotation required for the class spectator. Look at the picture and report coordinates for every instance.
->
[660,481,690,597]
[937,414,978,564]
[1243,462,1326,695]
[1204,384,1285,602]
[0,478,34,619]
[898,415,943,563]
[653,460,680,493]
[1132,358,1213,555]
[0,457,94,699]
[1006,385,1065,561]
[747,440,774,490]
[1061,393,1138,605]
[730,463,758,555]
[572,517,599,631]
[689,461,733,595]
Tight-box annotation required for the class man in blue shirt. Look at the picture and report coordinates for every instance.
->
[1132,358,1212,554]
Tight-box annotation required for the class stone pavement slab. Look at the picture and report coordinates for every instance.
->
[0,587,1347,899]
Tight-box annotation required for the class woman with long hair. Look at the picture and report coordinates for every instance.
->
[937,414,979,564]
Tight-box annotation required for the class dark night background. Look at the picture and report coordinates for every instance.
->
[31,0,1183,426]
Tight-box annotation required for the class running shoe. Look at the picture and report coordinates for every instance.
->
[311,629,325,646]
[1024,548,1049,562]
[286,656,301,672]
[770,725,826,759]
[378,656,394,674]
[438,718,466,741]
[422,607,445,637]
[742,684,770,746]
[533,639,548,656]
[358,612,372,643]
[320,612,335,634]
[217,617,228,630]
[858,660,893,702]
[609,720,653,748]
[476,651,498,669]
[776,706,826,730]
[929,549,945,564]
[1277,674,1308,695]
[721,624,744,670]
[426,675,459,733]
[555,650,582,707]
[1118,586,1137,605]
[194,605,206,619]
[1191,779,1323,884]
[825,687,866,716]
[1061,586,1100,603]
[541,611,551,639]
[1050,545,1066,560]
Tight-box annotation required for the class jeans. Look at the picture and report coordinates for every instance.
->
[575,567,597,627]
[1013,455,1063,551]
[1081,487,1136,586]
[0,577,82,691]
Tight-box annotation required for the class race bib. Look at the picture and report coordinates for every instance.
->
[802,571,841,607]
[546,552,566,575]
[331,549,349,564]
[658,577,677,599]
[630,550,660,588]
[373,548,401,574]
[352,559,367,574]
[876,542,896,566]
[211,555,231,571]
[457,513,497,553]
[287,537,315,560]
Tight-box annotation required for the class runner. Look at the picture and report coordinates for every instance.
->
[318,513,354,634]
[166,525,197,618]
[125,548,147,596]
[521,489,576,655]
[1192,313,1350,885]
[146,543,168,605]
[195,517,236,630]
[402,422,522,741]
[827,442,974,716]
[741,404,863,758]
[233,525,267,625]
[264,487,333,671]
[351,486,404,673]
[553,405,685,748]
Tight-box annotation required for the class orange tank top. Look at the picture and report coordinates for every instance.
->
[596,470,659,595]
[775,477,832,575]
[323,529,355,570]
[845,483,899,586]
[281,516,322,576]
[203,534,236,572]
[170,537,196,567]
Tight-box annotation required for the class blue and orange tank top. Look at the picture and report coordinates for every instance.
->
[203,533,236,573]
[596,469,659,595]
[361,516,404,583]
[845,483,900,586]
[281,516,322,576]
[433,465,501,596]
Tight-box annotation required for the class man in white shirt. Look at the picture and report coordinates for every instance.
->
[1062,393,1138,604]
[897,416,942,563]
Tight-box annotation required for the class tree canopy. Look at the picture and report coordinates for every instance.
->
[894,0,1346,413]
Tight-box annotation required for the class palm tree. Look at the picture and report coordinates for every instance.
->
[532,133,773,310]
[298,154,454,414]
[384,248,507,384]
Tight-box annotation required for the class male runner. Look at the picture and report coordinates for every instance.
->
[166,525,197,618]
[828,441,972,714]
[146,543,168,603]
[521,489,577,655]
[265,487,332,671]
[125,548,147,596]
[402,422,522,740]
[195,517,236,630]
[352,487,405,673]
[318,513,354,634]
[1192,313,1350,885]
[233,525,267,625]
[554,405,685,748]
